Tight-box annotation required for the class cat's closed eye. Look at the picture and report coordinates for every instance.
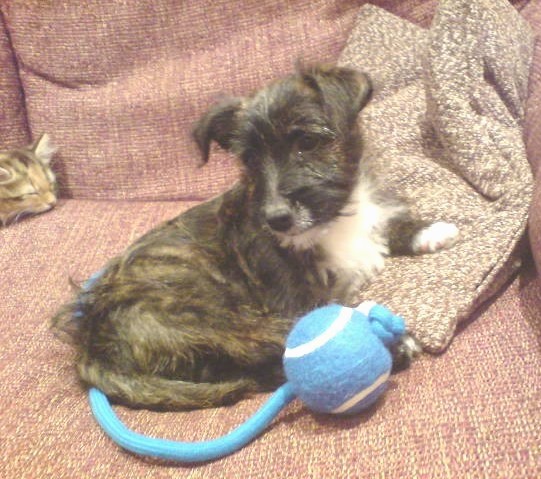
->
[19,192,39,199]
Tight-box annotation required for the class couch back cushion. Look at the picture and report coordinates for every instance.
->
[2,0,368,200]
[2,0,535,203]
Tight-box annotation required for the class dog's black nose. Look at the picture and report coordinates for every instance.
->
[266,208,294,232]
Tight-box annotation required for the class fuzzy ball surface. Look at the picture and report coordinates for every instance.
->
[283,304,394,414]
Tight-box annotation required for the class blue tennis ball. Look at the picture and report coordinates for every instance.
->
[283,304,399,415]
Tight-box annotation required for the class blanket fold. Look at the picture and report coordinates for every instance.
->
[339,0,534,352]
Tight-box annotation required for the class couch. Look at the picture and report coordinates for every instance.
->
[1,1,540,477]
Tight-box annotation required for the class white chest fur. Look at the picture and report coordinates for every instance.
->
[316,179,402,297]
[282,177,403,300]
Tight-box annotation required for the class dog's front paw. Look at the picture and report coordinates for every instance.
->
[412,222,459,254]
[391,334,422,372]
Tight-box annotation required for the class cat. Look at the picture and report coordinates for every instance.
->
[0,134,57,226]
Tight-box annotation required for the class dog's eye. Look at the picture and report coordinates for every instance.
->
[241,148,259,167]
[295,133,320,153]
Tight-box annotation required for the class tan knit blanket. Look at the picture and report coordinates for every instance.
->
[340,0,534,352]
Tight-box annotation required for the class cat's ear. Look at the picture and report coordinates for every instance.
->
[0,166,12,184]
[31,133,57,165]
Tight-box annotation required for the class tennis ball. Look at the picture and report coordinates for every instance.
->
[283,304,404,414]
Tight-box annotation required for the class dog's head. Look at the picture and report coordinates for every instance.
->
[193,65,372,245]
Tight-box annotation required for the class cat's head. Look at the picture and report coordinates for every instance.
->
[0,134,58,226]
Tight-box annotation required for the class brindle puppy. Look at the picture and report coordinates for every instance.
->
[53,65,458,410]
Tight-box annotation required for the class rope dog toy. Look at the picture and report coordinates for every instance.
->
[88,301,405,462]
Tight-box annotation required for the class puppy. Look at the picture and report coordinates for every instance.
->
[53,65,458,410]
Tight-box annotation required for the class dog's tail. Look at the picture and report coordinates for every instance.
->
[78,359,259,410]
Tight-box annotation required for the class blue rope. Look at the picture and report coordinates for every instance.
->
[89,382,296,462]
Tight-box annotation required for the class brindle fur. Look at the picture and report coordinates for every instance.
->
[53,65,420,410]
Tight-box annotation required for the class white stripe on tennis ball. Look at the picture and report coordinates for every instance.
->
[284,307,354,359]
[355,300,377,317]
[332,370,390,414]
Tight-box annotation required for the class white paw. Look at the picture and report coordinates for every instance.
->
[392,334,423,370]
[400,334,423,357]
[412,222,459,254]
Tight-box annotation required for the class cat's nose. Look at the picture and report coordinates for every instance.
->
[46,193,57,207]
[265,207,294,232]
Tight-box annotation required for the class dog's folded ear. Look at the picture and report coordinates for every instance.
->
[300,65,372,126]
[192,98,243,164]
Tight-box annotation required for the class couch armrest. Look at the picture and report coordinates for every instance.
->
[522,1,541,271]
[530,174,541,271]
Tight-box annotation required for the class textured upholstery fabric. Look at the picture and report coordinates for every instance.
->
[0,1,540,478]
[1,200,540,478]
